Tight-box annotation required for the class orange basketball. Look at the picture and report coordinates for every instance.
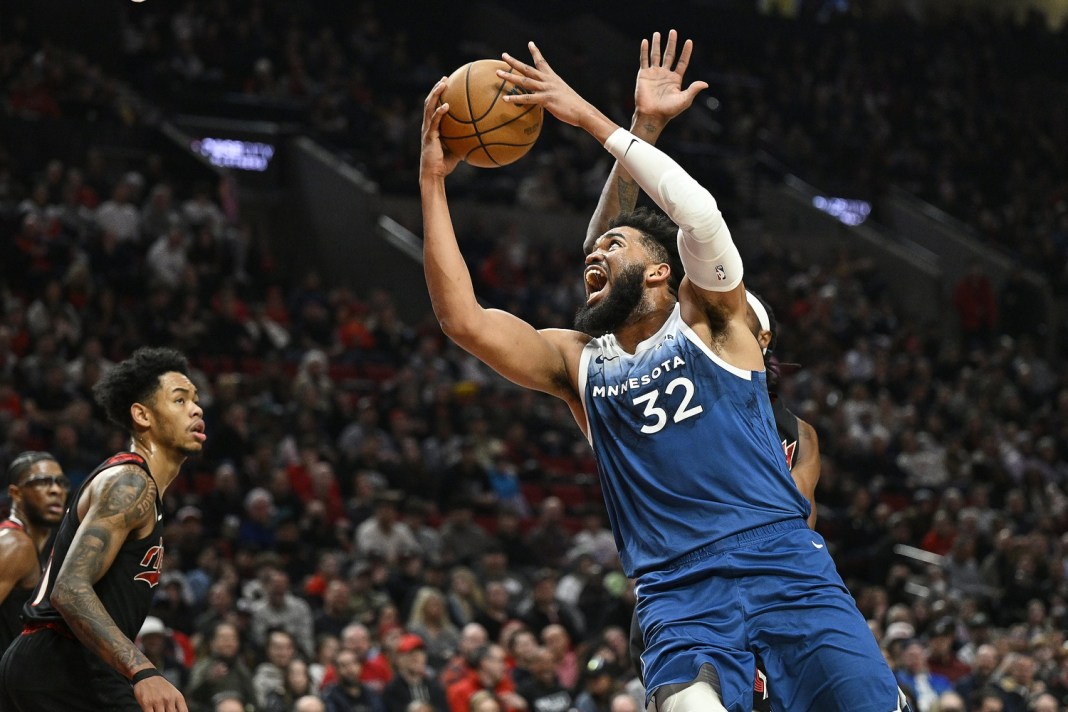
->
[438,59,543,168]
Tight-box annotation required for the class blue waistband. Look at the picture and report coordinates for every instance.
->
[664,518,809,571]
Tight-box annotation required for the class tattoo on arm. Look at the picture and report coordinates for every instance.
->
[615,177,639,213]
[638,119,659,134]
[52,468,157,678]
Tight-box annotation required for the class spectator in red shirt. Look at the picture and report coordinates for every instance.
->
[445,644,527,712]
[925,618,970,683]
[439,622,488,689]
[920,509,957,557]
[322,623,394,693]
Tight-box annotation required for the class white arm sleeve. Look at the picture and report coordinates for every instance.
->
[604,128,742,291]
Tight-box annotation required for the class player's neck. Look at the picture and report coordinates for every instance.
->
[130,439,186,494]
[25,520,52,552]
[612,300,675,354]
[11,510,52,552]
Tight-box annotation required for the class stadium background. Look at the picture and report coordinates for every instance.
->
[1,0,1067,710]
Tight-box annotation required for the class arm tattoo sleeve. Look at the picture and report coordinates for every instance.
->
[51,467,157,678]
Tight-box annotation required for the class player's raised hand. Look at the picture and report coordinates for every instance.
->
[635,30,708,125]
[420,77,461,180]
[498,42,595,129]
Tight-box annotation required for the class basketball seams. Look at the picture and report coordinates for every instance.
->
[438,58,542,168]
[438,104,542,138]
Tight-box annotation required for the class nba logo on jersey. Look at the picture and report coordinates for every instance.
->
[715,264,726,280]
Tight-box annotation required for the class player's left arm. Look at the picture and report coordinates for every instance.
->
[791,419,821,529]
[502,42,755,363]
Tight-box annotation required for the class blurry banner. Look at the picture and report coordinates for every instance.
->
[168,115,294,191]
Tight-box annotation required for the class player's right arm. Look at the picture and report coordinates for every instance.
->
[791,419,821,529]
[420,79,588,408]
[0,530,37,600]
[587,30,708,243]
[50,465,188,712]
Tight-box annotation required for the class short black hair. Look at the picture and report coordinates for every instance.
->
[7,451,58,487]
[606,207,683,296]
[92,347,191,431]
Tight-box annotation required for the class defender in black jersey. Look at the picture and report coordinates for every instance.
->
[0,348,204,712]
[0,452,67,654]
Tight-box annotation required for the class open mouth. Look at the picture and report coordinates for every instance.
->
[190,421,207,443]
[584,266,608,303]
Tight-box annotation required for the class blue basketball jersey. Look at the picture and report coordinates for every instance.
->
[578,304,809,577]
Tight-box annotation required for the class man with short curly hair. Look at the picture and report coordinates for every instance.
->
[0,347,205,712]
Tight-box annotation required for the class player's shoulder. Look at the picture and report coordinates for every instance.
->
[540,327,593,351]
[90,461,156,494]
[0,523,36,566]
[83,460,158,517]
[540,326,595,374]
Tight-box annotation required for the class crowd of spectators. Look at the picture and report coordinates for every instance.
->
[108,0,1068,287]
[1,2,1068,712]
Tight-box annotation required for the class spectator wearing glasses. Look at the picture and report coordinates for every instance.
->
[0,451,68,653]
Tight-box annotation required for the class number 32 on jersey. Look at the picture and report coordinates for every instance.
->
[632,376,703,434]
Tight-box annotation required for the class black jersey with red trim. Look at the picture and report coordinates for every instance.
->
[0,518,32,652]
[22,452,164,643]
[771,397,801,471]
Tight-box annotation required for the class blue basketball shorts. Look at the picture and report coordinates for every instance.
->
[635,519,907,712]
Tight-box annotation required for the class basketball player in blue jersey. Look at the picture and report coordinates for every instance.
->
[0,452,67,654]
[0,347,202,712]
[627,289,821,711]
[586,49,823,700]
[582,32,819,532]
[420,30,907,712]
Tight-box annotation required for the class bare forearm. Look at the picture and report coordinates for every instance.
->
[421,177,482,337]
[53,578,151,677]
[587,113,668,241]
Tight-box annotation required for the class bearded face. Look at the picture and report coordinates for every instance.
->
[574,262,646,336]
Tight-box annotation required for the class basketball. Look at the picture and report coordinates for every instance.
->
[438,59,543,168]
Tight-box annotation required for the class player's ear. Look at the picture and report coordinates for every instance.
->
[130,402,152,429]
[647,262,671,286]
[758,329,773,351]
[7,483,19,504]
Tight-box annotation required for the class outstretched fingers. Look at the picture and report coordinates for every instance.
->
[662,29,678,68]
[650,31,662,67]
[675,39,694,77]
[526,40,550,71]
[499,45,555,101]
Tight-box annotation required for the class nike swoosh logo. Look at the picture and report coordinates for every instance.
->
[624,138,639,158]
[811,541,824,549]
